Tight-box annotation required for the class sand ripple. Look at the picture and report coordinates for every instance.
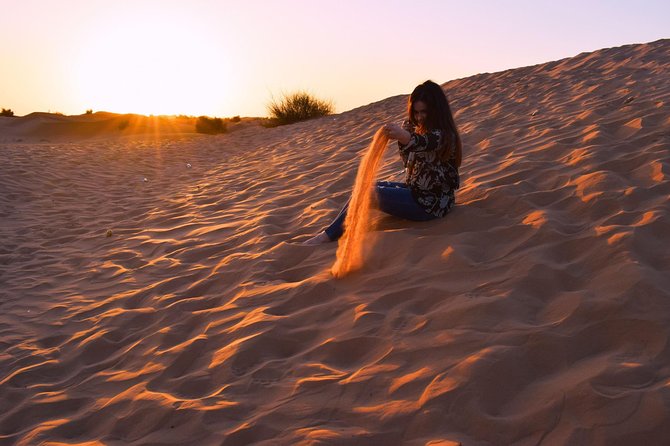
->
[1,39,670,445]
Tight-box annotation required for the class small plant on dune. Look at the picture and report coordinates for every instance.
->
[195,116,227,134]
[1,108,15,117]
[266,91,334,126]
[86,109,93,114]
[117,119,130,130]
[229,115,241,123]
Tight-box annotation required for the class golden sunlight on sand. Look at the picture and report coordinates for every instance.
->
[1,39,669,445]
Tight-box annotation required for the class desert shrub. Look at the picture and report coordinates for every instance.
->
[117,119,130,130]
[1,108,15,117]
[195,116,227,134]
[86,109,93,114]
[229,115,241,123]
[267,91,333,125]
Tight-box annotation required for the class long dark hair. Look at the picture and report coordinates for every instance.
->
[408,80,462,167]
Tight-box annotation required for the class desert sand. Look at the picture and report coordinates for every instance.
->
[1,39,669,445]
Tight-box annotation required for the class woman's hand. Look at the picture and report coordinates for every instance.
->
[383,123,411,145]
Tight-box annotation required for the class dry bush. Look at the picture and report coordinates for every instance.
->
[267,91,333,126]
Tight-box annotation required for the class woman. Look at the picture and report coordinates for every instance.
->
[304,80,462,244]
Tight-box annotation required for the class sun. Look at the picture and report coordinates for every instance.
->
[71,11,231,116]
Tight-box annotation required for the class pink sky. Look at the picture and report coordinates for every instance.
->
[1,0,667,117]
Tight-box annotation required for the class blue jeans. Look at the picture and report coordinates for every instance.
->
[323,181,437,241]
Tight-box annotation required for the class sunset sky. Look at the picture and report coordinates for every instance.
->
[1,0,667,118]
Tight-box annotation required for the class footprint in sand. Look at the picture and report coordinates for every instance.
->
[231,363,254,377]
[392,316,409,332]
[251,365,283,387]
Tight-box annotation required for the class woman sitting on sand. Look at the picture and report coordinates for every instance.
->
[304,80,462,244]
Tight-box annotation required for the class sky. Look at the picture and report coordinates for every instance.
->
[0,0,668,118]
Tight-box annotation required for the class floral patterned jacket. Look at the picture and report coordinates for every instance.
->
[398,126,460,217]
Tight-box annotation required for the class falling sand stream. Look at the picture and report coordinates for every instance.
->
[332,128,389,277]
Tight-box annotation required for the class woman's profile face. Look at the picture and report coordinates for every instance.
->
[412,100,428,126]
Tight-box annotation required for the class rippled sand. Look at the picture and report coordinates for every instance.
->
[1,39,669,445]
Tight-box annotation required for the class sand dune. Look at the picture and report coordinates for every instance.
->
[1,39,669,445]
[0,112,258,143]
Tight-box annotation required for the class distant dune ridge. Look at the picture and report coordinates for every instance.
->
[1,39,669,445]
[0,112,258,142]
